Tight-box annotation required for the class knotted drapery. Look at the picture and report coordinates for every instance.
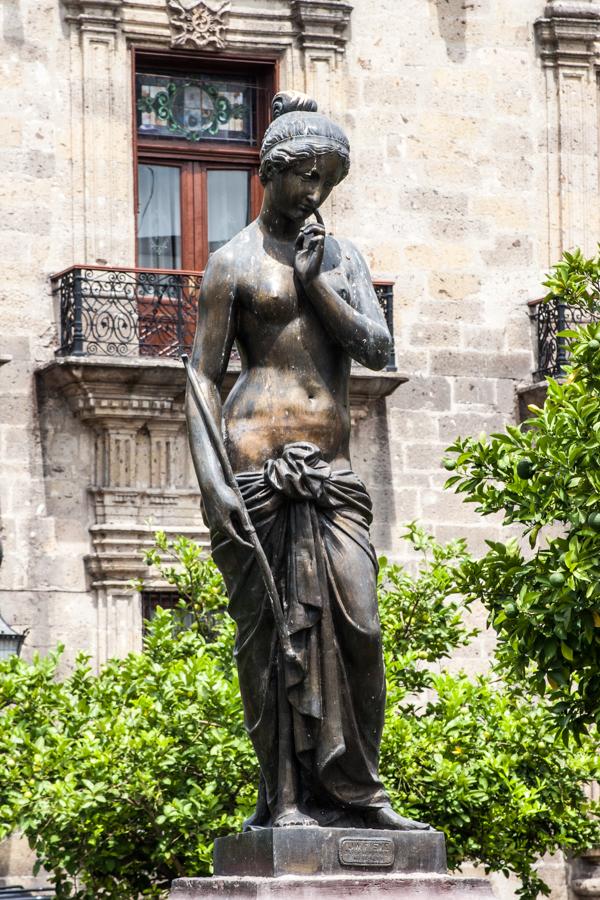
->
[212,442,389,826]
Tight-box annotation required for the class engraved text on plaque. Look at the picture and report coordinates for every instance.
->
[338,837,395,868]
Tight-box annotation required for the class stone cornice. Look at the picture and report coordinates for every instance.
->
[536,1,600,66]
[86,522,209,587]
[545,1,600,17]
[62,0,123,32]
[36,357,407,425]
[62,0,353,56]
[291,0,353,53]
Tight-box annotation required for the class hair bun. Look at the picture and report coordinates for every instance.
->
[272,91,318,120]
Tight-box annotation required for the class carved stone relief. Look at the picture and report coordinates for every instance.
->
[166,0,230,50]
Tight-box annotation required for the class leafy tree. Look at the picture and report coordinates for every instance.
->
[378,527,600,900]
[444,249,600,736]
[0,528,598,899]
[0,538,256,899]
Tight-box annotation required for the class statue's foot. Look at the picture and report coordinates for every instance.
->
[273,806,318,827]
[365,805,434,831]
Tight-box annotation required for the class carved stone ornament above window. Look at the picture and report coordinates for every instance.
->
[166,0,230,50]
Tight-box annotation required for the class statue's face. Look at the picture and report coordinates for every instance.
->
[267,153,344,222]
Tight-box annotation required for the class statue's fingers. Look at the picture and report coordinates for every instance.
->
[301,224,326,237]
[307,235,325,253]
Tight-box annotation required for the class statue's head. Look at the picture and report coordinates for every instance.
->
[259,91,350,187]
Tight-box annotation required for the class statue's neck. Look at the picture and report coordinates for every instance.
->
[259,202,304,242]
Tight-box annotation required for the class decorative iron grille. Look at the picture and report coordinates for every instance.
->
[53,266,396,369]
[373,281,396,371]
[531,297,600,380]
[53,266,202,359]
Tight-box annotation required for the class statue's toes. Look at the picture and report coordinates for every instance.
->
[274,809,318,828]
[366,806,435,831]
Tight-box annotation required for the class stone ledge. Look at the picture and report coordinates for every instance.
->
[169,874,494,899]
[36,357,408,423]
[516,380,548,423]
[545,1,600,18]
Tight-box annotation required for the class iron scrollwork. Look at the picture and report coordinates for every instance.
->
[374,282,396,371]
[53,267,396,369]
[533,297,600,380]
[54,267,202,359]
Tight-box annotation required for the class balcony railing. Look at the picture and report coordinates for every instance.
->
[530,297,599,381]
[52,265,202,360]
[52,266,397,370]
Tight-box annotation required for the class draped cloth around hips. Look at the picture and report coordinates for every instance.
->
[211,442,389,826]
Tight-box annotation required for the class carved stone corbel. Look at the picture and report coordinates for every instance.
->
[536,6,600,69]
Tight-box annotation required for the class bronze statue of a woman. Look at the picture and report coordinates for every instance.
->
[186,91,429,832]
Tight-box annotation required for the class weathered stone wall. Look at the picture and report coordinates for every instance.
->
[339,0,546,563]
[0,0,85,664]
[0,0,558,662]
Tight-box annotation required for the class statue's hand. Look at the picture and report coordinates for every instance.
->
[204,484,252,548]
[294,222,325,287]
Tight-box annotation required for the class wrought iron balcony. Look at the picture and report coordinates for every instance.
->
[531,296,600,381]
[52,266,202,360]
[52,265,397,370]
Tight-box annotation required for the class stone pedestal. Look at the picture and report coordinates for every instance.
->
[168,828,494,899]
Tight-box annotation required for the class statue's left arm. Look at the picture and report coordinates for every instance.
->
[295,226,392,370]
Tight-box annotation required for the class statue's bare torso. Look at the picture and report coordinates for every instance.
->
[223,221,352,472]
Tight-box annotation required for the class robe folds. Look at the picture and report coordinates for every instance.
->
[212,441,389,827]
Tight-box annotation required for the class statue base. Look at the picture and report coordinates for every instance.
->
[169,873,494,898]
[168,828,494,898]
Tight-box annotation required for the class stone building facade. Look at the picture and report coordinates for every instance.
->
[2,0,600,895]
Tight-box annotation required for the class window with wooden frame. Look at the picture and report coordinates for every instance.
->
[133,49,276,273]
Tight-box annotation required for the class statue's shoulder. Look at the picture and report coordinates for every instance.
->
[203,222,259,282]
[334,236,372,278]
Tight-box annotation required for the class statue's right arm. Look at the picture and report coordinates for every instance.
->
[185,250,247,546]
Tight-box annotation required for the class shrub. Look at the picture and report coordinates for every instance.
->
[444,249,600,735]
[0,527,598,899]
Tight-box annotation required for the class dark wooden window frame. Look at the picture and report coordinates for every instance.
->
[132,48,278,271]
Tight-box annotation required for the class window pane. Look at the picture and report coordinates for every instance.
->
[207,170,250,254]
[136,74,257,144]
[137,164,182,270]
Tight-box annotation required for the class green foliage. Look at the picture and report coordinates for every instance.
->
[378,526,600,900]
[0,536,257,899]
[378,523,475,694]
[0,528,598,899]
[444,249,600,735]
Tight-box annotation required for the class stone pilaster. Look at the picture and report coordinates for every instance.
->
[61,0,134,267]
[535,0,600,257]
[291,0,352,111]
